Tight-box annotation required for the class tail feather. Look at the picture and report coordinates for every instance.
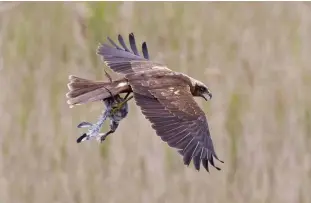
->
[67,85,105,99]
[68,80,104,90]
[66,75,129,107]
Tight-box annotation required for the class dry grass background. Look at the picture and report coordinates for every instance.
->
[0,2,311,203]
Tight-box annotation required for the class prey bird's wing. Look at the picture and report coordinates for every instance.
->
[128,76,223,171]
[97,33,170,75]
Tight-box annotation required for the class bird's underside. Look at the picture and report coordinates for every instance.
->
[66,33,223,172]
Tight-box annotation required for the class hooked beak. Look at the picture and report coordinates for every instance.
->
[202,91,212,101]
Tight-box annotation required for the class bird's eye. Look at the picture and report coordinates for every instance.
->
[200,86,206,91]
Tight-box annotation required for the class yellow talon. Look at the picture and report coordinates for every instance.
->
[111,106,119,115]
[111,100,127,115]
[109,95,133,116]
[111,104,121,115]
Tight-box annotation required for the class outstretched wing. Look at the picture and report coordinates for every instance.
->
[128,75,223,171]
[97,33,223,171]
[97,33,170,75]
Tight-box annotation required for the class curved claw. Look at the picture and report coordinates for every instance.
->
[77,121,93,128]
[77,133,88,143]
[100,133,108,143]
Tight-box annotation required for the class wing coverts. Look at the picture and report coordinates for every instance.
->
[97,33,223,171]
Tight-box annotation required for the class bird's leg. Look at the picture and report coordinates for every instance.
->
[123,92,131,100]
[97,120,119,143]
[111,92,133,115]
[118,95,133,108]
[76,104,111,143]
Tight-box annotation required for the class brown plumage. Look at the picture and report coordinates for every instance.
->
[66,33,223,171]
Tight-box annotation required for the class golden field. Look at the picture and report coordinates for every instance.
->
[0,2,311,203]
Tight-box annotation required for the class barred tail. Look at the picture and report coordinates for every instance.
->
[66,75,129,107]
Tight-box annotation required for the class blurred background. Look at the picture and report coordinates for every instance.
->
[1,2,311,203]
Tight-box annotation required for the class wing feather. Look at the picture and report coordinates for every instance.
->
[130,76,223,171]
[118,34,130,52]
[193,155,201,171]
[129,33,139,55]
[107,37,122,50]
[96,33,223,171]
[142,42,149,59]
[97,33,170,75]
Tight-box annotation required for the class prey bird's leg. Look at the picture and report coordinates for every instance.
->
[99,121,119,142]
[76,105,111,143]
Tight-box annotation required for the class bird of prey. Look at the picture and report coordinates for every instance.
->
[66,33,223,171]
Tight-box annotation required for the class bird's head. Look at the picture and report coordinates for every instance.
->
[192,80,212,101]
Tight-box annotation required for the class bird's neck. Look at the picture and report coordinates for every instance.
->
[175,72,197,93]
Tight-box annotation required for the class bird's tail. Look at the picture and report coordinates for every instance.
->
[66,75,129,108]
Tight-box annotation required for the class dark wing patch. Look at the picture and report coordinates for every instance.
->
[97,33,169,75]
[130,77,223,171]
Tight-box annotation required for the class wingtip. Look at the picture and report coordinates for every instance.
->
[129,33,134,40]
[129,33,135,40]
[214,154,224,163]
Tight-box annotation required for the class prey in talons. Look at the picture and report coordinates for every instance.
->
[76,91,133,143]
[76,71,133,144]
[67,33,223,172]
